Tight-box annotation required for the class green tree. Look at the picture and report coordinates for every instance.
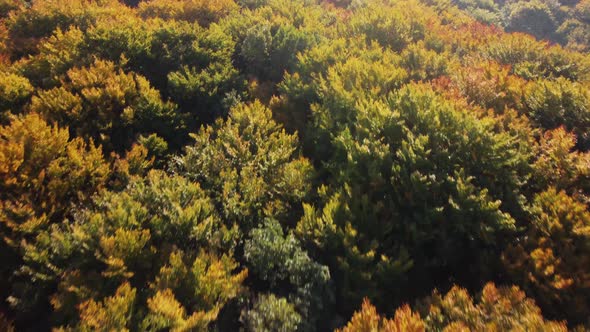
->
[0,72,33,120]
[30,59,180,152]
[5,0,130,58]
[300,84,532,313]
[0,113,109,318]
[22,170,246,329]
[175,100,313,229]
[241,294,302,332]
[504,0,563,43]
[523,78,590,149]
[244,219,330,328]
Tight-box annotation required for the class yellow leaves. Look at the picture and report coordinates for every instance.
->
[145,289,217,332]
[502,188,590,321]
[139,0,238,26]
[0,113,108,244]
[337,298,425,332]
[191,251,248,309]
[0,72,33,111]
[31,86,83,120]
[424,283,567,331]
[145,250,246,331]
[296,192,340,248]
[76,282,136,332]
[148,289,190,325]
[30,58,177,152]
[111,144,154,188]
[0,113,68,179]
[99,228,152,278]
[336,298,380,332]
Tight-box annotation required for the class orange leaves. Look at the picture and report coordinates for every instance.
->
[76,282,136,331]
[0,113,109,243]
[337,298,425,332]
[424,283,566,331]
[533,127,590,192]
[448,60,526,113]
[340,283,566,331]
[503,188,590,322]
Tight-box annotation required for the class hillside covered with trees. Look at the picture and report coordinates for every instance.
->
[1,0,590,330]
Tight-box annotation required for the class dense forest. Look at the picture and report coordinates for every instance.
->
[1,0,590,330]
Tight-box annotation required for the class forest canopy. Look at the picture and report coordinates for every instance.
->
[1,0,590,330]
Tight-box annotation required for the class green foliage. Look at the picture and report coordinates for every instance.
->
[244,219,330,327]
[30,59,180,152]
[240,22,318,82]
[523,78,590,149]
[504,0,563,43]
[21,170,245,328]
[176,101,313,228]
[299,83,532,313]
[0,72,33,119]
[453,0,502,25]
[138,0,239,26]
[241,294,302,332]
[400,42,449,81]
[2,0,590,329]
[347,0,432,51]
[480,33,590,80]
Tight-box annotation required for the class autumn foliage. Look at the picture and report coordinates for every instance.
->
[1,0,590,330]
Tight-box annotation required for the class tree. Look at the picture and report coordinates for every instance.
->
[5,0,130,58]
[175,100,313,229]
[523,78,590,150]
[337,299,424,332]
[503,188,590,324]
[0,72,33,120]
[30,59,180,152]
[339,283,565,331]
[138,0,238,26]
[0,113,109,319]
[299,83,532,313]
[0,113,109,250]
[480,33,590,81]
[244,219,330,329]
[504,0,563,43]
[347,0,433,52]
[423,283,566,331]
[21,170,246,329]
[241,294,302,332]
[532,127,590,194]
